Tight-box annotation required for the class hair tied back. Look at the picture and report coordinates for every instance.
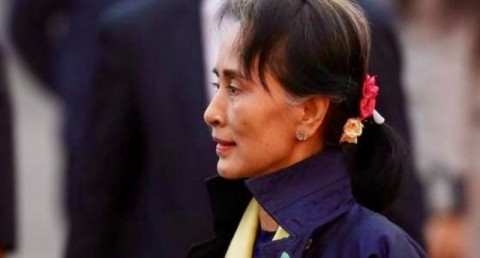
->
[340,74,384,144]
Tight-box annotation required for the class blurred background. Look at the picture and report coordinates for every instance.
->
[0,0,478,257]
[0,0,65,258]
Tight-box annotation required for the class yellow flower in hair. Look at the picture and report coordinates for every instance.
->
[340,118,364,144]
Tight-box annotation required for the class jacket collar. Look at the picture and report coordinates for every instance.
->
[245,149,354,237]
[202,149,355,257]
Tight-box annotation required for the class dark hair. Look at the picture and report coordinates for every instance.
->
[220,0,407,212]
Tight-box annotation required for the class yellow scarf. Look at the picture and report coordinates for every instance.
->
[225,199,290,258]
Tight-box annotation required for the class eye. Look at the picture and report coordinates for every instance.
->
[227,85,239,95]
[212,82,220,91]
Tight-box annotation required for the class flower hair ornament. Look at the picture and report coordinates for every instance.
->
[340,75,385,144]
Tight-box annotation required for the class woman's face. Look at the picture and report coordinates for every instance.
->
[204,24,318,179]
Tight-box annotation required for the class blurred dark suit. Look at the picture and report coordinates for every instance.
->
[66,0,217,257]
[9,0,121,158]
[358,0,427,247]
[0,46,16,253]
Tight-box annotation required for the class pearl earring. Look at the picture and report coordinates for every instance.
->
[296,130,308,141]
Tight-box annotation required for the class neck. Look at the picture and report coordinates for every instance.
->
[258,205,279,232]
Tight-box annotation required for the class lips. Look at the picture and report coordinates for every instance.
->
[213,136,236,155]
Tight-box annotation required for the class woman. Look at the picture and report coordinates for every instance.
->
[189,0,427,257]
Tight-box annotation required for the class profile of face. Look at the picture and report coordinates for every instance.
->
[204,24,330,179]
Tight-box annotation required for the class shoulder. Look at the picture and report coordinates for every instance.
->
[307,204,426,258]
[346,205,427,257]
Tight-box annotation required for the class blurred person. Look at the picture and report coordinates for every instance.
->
[0,45,16,257]
[397,2,480,257]
[65,0,218,257]
[395,0,480,257]
[189,0,426,257]
[9,0,123,168]
[8,0,125,256]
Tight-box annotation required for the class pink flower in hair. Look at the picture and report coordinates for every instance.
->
[360,75,379,119]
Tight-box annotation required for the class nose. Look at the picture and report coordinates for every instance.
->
[204,93,225,128]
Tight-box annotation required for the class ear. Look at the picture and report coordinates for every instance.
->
[298,96,330,136]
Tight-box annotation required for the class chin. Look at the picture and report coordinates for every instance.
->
[217,168,239,179]
[217,162,244,179]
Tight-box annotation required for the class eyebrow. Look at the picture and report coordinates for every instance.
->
[212,68,245,79]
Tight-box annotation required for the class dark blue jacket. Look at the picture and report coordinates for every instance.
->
[188,150,426,258]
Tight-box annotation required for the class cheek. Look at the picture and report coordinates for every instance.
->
[233,107,294,167]
[227,100,256,138]
[218,92,297,178]
[229,103,274,145]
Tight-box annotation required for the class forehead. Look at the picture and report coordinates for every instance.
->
[216,23,242,71]
[215,25,295,102]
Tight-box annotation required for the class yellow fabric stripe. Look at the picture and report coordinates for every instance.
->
[272,226,290,241]
[225,199,259,258]
[224,198,291,258]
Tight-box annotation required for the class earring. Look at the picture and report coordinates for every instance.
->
[296,130,308,141]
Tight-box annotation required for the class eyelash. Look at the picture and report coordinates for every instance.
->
[226,85,239,95]
[211,82,240,96]
[212,82,220,91]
